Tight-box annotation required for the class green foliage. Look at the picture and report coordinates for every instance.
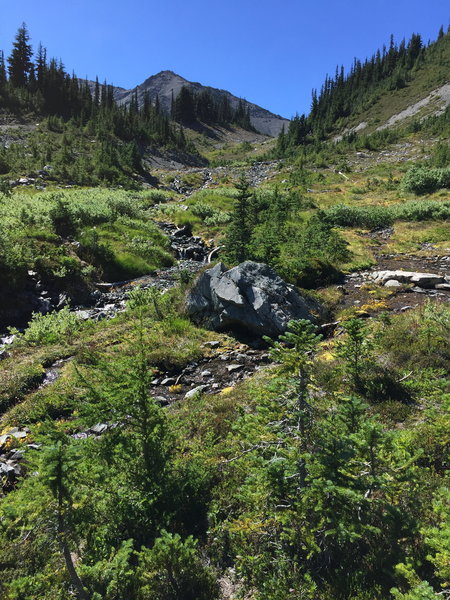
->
[1,25,450,600]
[0,26,191,187]
[49,196,80,237]
[80,540,136,600]
[391,562,441,600]
[323,203,394,228]
[189,201,231,225]
[0,288,448,600]
[265,319,322,378]
[224,184,350,287]
[7,23,33,87]
[274,28,450,158]
[224,177,254,263]
[401,165,450,195]
[323,199,450,229]
[0,223,30,287]
[278,213,350,287]
[430,142,450,167]
[0,188,175,320]
[11,306,83,346]
[137,531,219,600]
[336,318,373,388]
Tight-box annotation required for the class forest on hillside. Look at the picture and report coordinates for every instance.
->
[0,24,255,187]
[276,26,450,153]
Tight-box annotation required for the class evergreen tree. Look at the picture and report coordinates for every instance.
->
[35,43,47,90]
[154,94,161,114]
[173,86,196,123]
[7,23,34,87]
[265,319,322,485]
[41,434,90,600]
[224,177,253,264]
[0,51,7,89]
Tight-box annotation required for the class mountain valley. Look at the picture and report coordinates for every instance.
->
[0,22,449,600]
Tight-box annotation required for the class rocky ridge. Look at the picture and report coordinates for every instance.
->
[84,70,289,137]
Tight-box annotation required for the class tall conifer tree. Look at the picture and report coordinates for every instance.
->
[7,23,33,87]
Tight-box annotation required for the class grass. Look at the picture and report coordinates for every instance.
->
[152,186,239,239]
[381,221,450,255]
[340,229,377,271]
[2,289,226,424]
[0,188,178,310]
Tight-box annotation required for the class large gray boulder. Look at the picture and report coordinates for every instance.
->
[186,261,320,337]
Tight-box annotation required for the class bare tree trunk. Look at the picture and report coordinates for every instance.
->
[58,492,90,600]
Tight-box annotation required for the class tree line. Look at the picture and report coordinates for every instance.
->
[0,23,190,185]
[276,25,450,154]
[171,84,255,130]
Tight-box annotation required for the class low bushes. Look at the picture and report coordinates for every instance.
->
[323,199,450,228]
[401,165,450,195]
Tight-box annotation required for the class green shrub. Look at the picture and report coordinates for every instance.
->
[48,196,79,237]
[12,306,83,346]
[126,237,174,268]
[322,204,393,228]
[137,531,219,600]
[401,165,450,195]
[323,200,450,229]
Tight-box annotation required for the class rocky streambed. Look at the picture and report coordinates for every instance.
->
[339,253,450,315]
[0,221,213,336]
[2,220,450,494]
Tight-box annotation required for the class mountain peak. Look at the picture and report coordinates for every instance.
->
[114,71,289,136]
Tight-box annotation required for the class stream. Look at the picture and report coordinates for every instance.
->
[2,223,449,494]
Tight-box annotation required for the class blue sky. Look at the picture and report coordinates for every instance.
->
[1,0,448,118]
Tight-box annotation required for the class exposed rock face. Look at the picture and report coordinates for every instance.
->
[186,261,319,337]
[82,70,289,136]
[369,270,447,289]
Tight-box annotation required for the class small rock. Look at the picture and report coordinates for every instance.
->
[0,463,16,476]
[154,396,169,405]
[9,450,24,461]
[384,279,402,288]
[10,431,28,440]
[226,364,244,373]
[161,378,176,386]
[75,310,92,320]
[27,443,42,450]
[203,341,220,349]
[200,370,212,377]
[184,385,207,400]
[89,423,108,435]
[72,432,89,439]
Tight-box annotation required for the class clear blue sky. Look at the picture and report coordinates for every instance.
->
[1,0,449,118]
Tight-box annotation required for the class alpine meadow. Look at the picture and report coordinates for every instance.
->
[0,14,449,600]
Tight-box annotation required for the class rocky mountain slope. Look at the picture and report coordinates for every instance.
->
[332,32,450,138]
[88,70,289,136]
